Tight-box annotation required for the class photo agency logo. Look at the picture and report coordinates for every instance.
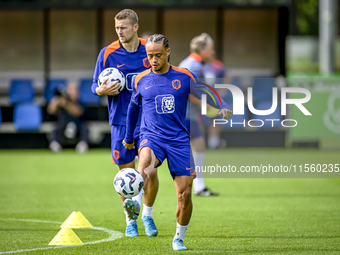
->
[200,83,312,128]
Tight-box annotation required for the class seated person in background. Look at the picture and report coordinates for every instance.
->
[47,82,89,153]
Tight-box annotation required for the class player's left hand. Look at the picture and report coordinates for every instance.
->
[217,108,233,119]
[122,140,135,150]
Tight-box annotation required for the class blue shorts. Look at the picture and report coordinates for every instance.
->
[139,137,196,179]
[111,125,140,165]
[185,119,203,139]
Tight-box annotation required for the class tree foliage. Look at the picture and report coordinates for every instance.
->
[295,0,319,35]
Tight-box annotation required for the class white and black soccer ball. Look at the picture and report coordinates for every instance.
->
[113,168,144,198]
[98,68,125,95]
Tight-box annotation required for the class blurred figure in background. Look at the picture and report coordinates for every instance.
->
[140,31,152,40]
[179,33,220,196]
[47,82,89,153]
[203,57,232,149]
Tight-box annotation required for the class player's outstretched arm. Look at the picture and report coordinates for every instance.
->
[190,79,232,117]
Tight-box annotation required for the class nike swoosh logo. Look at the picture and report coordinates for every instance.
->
[186,167,193,170]
[117,64,125,68]
[145,85,153,89]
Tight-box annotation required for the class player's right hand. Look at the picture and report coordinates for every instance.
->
[122,140,135,150]
[96,79,120,96]
[217,108,233,119]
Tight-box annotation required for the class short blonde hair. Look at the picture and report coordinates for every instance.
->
[190,33,213,53]
[115,9,138,24]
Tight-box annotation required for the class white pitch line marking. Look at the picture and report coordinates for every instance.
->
[0,218,123,254]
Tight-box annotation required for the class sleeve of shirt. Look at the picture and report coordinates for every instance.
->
[91,48,106,95]
[189,73,230,110]
[124,78,142,144]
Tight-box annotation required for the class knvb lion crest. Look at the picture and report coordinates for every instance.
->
[161,96,175,113]
[155,94,175,114]
[143,58,151,68]
[172,79,181,90]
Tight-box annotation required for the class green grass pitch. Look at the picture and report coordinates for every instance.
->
[0,148,339,254]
